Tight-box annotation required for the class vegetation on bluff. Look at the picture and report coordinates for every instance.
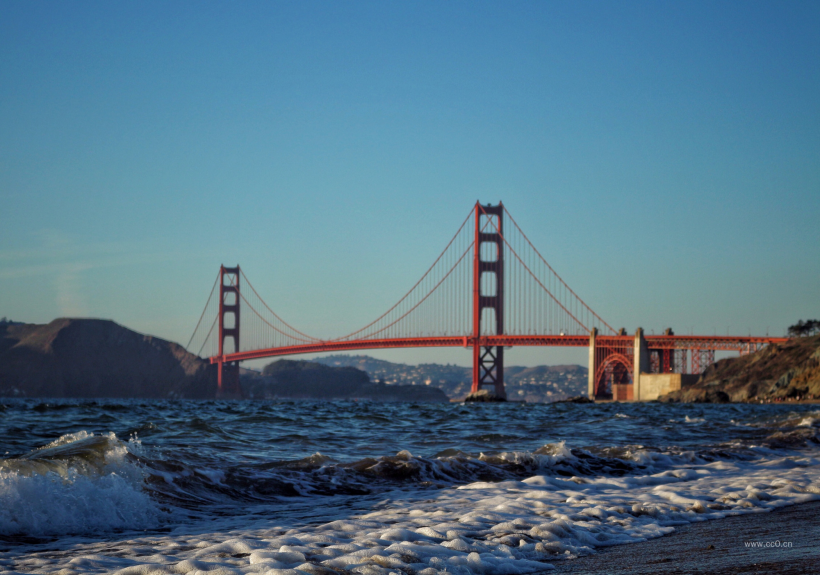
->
[788,319,820,337]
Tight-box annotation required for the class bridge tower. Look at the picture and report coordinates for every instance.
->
[472,202,506,398]
[218,265,243,399]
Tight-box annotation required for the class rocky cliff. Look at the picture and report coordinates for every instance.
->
[659,335,820,402]
[0,318,216,398]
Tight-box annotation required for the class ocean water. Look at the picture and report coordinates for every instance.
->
[1,399,819,574]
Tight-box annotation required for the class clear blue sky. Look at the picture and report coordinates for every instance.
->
[1,1,818,367]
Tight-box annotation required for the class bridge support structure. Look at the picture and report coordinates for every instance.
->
[589,330,634,400]
[471,202,506,398]
[691,349,716,374]
[588,328,779,400]
[217,265,243,399]
[633,328,650,399]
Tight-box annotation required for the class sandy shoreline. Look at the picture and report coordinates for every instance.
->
[553,501,820,574]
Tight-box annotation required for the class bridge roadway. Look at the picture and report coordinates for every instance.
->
[209,334,787,365]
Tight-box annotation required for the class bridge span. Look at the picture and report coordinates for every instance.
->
[187,202,787,399]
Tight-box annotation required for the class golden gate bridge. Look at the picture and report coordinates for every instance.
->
[187,202,786,400]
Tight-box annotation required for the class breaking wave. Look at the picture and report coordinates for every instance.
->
[0,431,161,536]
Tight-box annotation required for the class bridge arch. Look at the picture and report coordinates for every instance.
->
[594,352,633,398]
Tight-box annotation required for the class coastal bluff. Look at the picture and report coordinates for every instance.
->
[0,318,217,398]
[659,334,820,403]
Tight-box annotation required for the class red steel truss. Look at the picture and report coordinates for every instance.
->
[691,349,716,375]
[642,336,778,350]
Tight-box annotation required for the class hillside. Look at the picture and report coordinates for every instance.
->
[243,359,449,402]
[660,335,820,402]
[313,354,587,401]
[0,318,216,398]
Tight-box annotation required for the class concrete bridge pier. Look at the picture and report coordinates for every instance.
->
[587,328,597,398]
[633,328,649,399]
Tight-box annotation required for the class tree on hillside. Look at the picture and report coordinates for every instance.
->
[788,319,820,337]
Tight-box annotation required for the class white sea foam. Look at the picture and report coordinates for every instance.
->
[797,415,819,427]
[0,431,161,536]
[4,446,819,575]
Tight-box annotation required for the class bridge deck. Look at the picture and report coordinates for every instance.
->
[209,335,788,365]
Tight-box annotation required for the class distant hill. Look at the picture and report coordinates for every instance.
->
[243,359,449,402]
[660,335,820,402]
[0,318,216,398]
[313,354,588,401]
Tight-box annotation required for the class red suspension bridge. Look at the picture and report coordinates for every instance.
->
[187,202,786,400]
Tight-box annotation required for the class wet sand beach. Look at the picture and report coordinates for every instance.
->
[555,501,820,574]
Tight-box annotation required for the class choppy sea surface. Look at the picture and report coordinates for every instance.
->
[1,399,819,574]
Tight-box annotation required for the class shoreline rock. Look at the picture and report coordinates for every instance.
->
[464,389,507,402]
[553,395,594,404]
